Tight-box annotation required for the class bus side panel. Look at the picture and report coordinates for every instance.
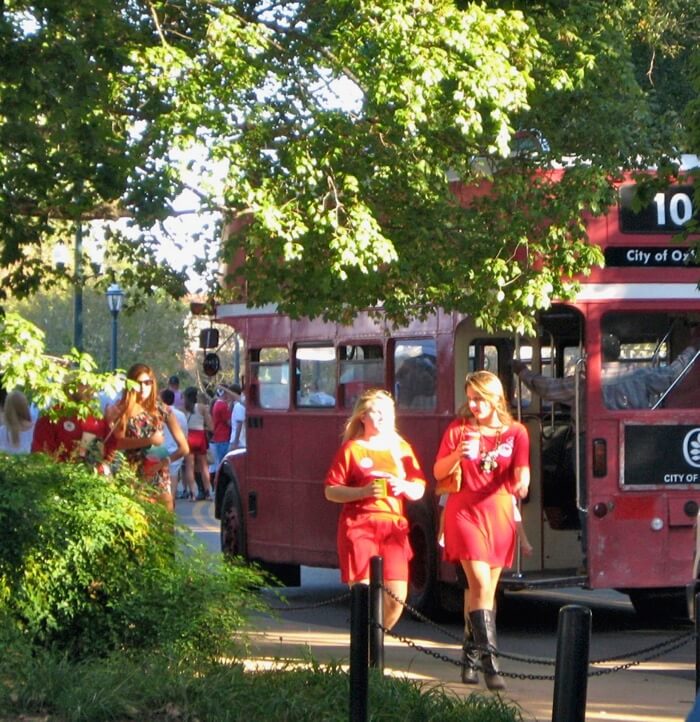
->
[290,413,344,566]
[244,411,300,563]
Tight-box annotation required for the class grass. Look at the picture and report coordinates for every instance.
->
[0,650,524,722]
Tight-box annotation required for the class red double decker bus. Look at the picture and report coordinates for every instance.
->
[213,170,700,617]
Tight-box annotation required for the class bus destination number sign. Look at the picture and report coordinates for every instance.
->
[619,183,698,234]
[623,424,700,486]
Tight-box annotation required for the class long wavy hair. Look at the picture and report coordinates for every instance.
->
[114,363,161,434]
[457,370,512,426]
[342,388,397,443]
[3,390,32,446]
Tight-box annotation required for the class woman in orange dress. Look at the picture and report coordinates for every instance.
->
[324,389,426,630]
[434,371,530,690]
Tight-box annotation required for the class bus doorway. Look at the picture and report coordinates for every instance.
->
[452,306,587,590]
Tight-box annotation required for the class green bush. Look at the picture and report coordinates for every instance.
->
[0,454,267,661]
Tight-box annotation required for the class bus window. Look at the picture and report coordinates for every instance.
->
[394,339,437,410]
[601,311,700,409]
[295,345,336,407]
[250,347,289,409]
[339,345,384,409]
[468,342,500,373]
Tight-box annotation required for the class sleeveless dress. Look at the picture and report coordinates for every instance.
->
[436,419,529,567]
[123,400,172,493]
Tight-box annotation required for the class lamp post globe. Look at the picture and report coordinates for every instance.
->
[106,283,125,371]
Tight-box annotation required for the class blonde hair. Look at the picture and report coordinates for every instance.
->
[458,370,512,426]
[3,390,32,446]
[342,388,396,443]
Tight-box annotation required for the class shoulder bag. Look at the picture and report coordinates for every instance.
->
[435,421,466,495]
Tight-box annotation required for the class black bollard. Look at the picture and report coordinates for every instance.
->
[369,556,385,673]
[696,593,700,692]
[552,604,591,722]
[349,584,369,722]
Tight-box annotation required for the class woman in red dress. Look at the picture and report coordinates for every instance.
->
[434,371,530,690]
[324,389,426,630]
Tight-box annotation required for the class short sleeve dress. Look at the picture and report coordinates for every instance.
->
[436,420,529,567]
[123,400,172,493]
[325,437,426,583]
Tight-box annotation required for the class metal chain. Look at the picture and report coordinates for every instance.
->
[587,632,694,677]
[266,591,351,612]
[379,582,697,675]
[262,581,696,678]
[378,623,556,681]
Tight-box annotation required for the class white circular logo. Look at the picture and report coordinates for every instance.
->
[682,428,700,468]
[63,420,76,432]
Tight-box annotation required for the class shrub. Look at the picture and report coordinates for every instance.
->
[0,453,267,661]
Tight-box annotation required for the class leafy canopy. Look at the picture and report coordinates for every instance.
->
[2,1,699,331]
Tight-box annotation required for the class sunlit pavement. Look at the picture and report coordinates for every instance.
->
[177,500,698,722]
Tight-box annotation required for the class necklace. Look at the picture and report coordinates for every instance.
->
[477,425,501,473]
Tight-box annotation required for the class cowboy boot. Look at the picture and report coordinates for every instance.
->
[469,609,506,691]
[460,617,479,684]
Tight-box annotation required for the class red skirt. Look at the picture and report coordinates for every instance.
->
[187,429,208,455]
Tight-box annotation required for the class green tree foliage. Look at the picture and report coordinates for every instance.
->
[1,1,699,332]
[5,286,188,377]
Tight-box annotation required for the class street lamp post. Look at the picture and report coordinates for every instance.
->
[106,283,125,371]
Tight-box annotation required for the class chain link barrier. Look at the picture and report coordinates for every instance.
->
[379,583,696,681]
[266,590,351,612]
[262,582,696,681]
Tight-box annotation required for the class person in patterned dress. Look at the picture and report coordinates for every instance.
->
[106,363,188,511]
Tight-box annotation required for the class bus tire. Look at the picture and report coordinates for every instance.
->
[626,588,689,621]
[220,482,246,558]
[406,502,438,615]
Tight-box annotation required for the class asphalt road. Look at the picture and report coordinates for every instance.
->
[176,499,698,722]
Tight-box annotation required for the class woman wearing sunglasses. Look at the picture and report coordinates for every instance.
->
[106,363,189,511]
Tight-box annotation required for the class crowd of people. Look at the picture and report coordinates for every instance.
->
[0,368,247,511]
[5,334,695,695]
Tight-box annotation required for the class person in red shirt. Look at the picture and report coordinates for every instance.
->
[210,384,241,469]
[32,383,116,469]
[434,370,530,691]
[324,388,426,630]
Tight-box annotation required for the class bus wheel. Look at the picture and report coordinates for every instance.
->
[220,483,246,557]
[406,502,438,615]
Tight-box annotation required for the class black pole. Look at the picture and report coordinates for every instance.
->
[73,220,83,352]
[369,556,384,672]
[349,584,369,722]
[552,604,591,722]
[110,310,119,371]
[695,592,700,692]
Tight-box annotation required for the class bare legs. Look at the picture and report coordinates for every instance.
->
[183,452,212,499]
[350,579,407,630]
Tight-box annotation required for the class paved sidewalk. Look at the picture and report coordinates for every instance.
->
[243,610,696,722]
